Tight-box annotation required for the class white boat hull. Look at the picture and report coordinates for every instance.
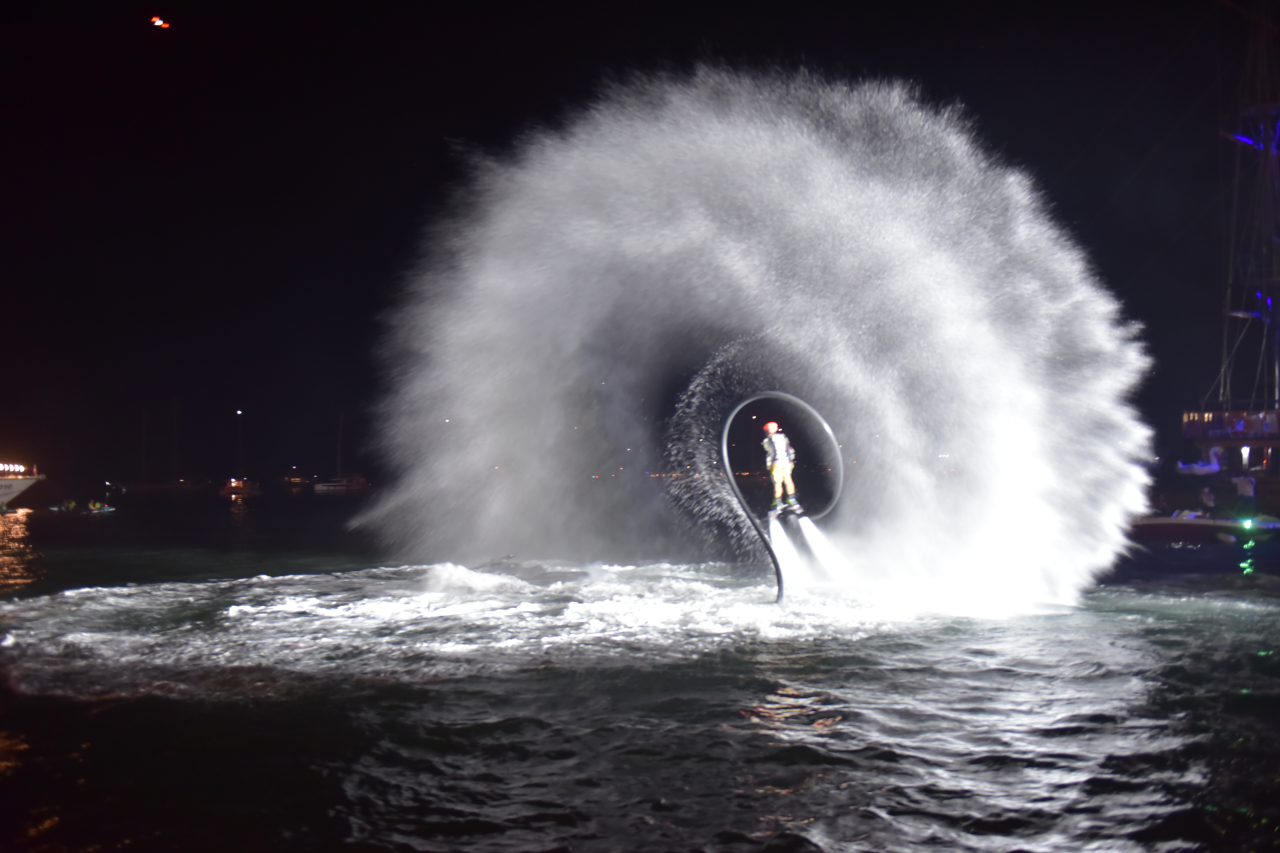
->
[0,477,39,506]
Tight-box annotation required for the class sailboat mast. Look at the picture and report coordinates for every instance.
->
[1185,2,1280,478]
[336,411,344,479]
[1252,1,1278,409]
[171,397,179,482]
[1220,1,1280,410]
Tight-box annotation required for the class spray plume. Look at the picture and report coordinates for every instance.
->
[364,67,1150,610]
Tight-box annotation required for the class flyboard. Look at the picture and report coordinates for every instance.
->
[767,501,807,521]
[720,392,844,602]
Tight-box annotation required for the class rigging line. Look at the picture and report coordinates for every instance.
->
[1061,18,1212,178]
[1107,81,1218,208]
[1216,2,1230,406]
[1200,320,1254,409]
[1251,317,1268,406]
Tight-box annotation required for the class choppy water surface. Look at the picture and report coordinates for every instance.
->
[0,504,1278,851]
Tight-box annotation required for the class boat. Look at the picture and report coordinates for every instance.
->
[219,477,261,497]
[1172,6,1280,521]
[0,463,43,511]
[1130,512,1280,545]
[314,474,370,495]
[47,499,117,514]
[312,412,371,495]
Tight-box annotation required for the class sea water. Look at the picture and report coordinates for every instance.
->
[0,502,1277,852]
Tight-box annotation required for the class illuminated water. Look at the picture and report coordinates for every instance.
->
[1,502,1278,852]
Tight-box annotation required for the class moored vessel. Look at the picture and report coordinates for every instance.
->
[1172,5,1280,518]
[219,477,261,497]
[0,463,42,510]
[313,474,370,495]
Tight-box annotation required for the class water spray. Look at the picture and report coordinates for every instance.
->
[368,68,1151,608]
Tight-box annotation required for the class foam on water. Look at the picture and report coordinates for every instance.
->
[8,554,1267,705]
[0,562,890,697]
[365,67,1150,614]
[6,547,1274,850]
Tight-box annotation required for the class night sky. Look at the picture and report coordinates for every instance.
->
[1,3,1252,489]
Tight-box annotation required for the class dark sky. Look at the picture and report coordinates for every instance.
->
[0,2,1257,486]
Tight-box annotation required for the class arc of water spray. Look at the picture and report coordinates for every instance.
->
[719,392,844,602]
[366,70,1152,607]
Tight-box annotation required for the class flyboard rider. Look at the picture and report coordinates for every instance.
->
[762,421,802,517]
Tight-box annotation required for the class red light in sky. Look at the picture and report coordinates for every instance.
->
[151,16,170,28]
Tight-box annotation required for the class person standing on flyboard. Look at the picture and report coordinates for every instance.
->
[762,421,802,518]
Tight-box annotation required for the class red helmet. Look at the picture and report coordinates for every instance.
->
[763,421,779,433]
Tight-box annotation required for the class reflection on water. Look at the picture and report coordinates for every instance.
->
[0,496,378,601]
[228,494,252,545]
[0,510,40,595]
[0,503,1277,850]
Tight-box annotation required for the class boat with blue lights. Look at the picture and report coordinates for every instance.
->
[1173,14,1280,519]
